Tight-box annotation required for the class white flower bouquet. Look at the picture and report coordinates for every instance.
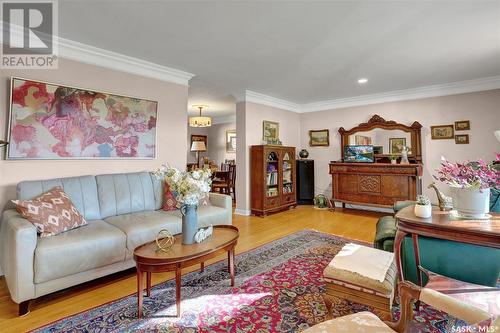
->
[154,165,212,206]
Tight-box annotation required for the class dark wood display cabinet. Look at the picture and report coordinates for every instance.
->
[250,145,297,216]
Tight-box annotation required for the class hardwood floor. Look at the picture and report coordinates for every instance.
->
[0,206,382,332]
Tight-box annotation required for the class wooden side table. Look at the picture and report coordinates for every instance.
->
[133,225,239,318]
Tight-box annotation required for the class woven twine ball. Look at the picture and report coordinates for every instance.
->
[155,229,175,252]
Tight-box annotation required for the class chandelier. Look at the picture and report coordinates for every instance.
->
[189,105,211,127]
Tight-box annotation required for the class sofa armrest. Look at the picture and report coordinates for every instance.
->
[208,193,232,225]
[0,209,37,304]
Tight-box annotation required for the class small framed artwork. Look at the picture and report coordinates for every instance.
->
[455,134,470,144]
[431,125,454,140]
[355,135,372,145]
[226,130,236,152]
[455,120,470,131]
[389,138,406,154]
[373,146,383,155]
[309,129,329,146]
[191,135,207,151]
[263,120,279,143]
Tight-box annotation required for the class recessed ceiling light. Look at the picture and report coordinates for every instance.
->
[358,78,368,84]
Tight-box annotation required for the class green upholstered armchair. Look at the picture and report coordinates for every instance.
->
[374,201,415,252]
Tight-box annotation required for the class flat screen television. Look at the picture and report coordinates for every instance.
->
[344,145,374,163]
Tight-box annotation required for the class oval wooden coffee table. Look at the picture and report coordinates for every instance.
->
[133,225,239,318]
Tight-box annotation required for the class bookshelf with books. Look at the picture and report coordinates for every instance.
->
[251,145,297,216]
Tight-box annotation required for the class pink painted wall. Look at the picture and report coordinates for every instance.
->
[0,58,189,212]
[236,102,301,213]
[299,90,500,204]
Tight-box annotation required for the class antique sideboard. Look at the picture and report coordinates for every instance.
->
[329,115,423,208]
[329,162,422,207]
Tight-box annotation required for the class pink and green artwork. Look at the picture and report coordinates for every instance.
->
[7,77,158,159]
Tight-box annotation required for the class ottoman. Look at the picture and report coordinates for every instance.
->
[323,243,397,320]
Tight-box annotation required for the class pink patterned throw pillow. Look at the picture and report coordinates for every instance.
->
[163,182,179,211]
[12,187,87,237]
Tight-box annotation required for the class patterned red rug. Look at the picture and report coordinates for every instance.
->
[32,230,462,332]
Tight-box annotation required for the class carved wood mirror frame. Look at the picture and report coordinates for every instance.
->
[339,115,423,163]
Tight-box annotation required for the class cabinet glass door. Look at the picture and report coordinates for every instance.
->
[266,151,279,197]
[282,151,293,194]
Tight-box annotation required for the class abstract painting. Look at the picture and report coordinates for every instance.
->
[7,77,158,159]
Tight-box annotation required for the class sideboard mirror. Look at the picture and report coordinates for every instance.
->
[339,115,423,163]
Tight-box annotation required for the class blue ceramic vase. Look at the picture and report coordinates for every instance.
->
[180,204,198,244]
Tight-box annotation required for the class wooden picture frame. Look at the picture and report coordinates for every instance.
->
[191,135,207,151]
[389,138,406,154]
[431,125,454,140]
[455,120,470,131]
[226,130,236,153]
[373,146,383,155]
[309,129,330,146]
[455,134,470,144]
[263,120,279,143]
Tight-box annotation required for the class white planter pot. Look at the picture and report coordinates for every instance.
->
[390,160,397,164]
[449,187,490,218]
[414,204,432,218]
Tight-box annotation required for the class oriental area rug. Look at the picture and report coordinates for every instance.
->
[32,230,461,333]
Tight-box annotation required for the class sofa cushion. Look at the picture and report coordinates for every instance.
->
[105,210,182,252]
[165,204,230,228]
[162,182,178,211]
[96,172,157,219]
[34,220,126,283]
[17,175,100,220]
[12,187,87,237]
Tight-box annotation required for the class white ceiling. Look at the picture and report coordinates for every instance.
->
[58,1,500,119]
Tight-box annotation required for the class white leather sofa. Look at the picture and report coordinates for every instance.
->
[0,171,232,315]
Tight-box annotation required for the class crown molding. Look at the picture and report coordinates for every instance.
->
[1,23,195,85]
[301,76,500,112]
[212,115,236,125]
[57,37,195,86]
[244,90,301,112]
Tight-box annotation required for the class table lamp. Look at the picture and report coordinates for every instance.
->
[191,141,207,168]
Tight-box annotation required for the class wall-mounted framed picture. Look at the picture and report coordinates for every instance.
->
[309,129,329,146]
[226,130,236,153]
[6,77,158,159]
[455,134,470,144]
[389,138,406,154]
[191,135,208,151]
[455,120,470,131]
[430,125,454,140]
[263,120,279,144]
[355,135,372,145]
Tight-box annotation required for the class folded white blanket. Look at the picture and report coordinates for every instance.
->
[331,243,394,282]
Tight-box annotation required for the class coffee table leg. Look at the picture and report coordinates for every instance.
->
[200,262,205,273]
[137,267,143,318]
[146,271,152,297]
[175,264,181,317]
[228,248,235,287]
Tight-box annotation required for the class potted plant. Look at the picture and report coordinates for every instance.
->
[414,195,432,218]
[389,155,398,164]
[435,157,499,218]
[155,165,212,244]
